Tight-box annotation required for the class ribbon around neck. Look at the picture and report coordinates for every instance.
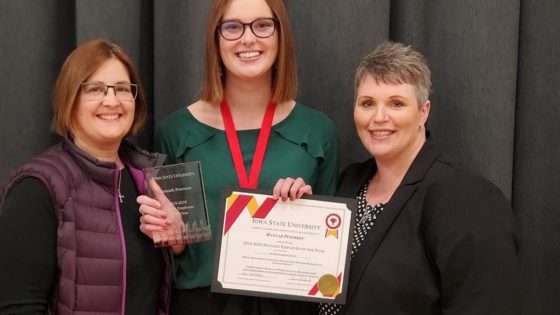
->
[220,99,276,189]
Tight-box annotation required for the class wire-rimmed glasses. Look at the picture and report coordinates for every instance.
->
[80,81,138,102]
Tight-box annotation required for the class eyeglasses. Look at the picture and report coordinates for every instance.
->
[80,81,138,102]
[218,18,277,41]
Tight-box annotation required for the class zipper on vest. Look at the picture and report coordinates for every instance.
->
[114,169,127,315]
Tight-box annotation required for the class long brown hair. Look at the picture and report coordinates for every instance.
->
[200,0,297,103]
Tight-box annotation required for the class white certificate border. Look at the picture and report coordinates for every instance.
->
[221,200,348,293]
[211,188,356,304]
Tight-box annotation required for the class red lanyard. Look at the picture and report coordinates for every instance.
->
[220,99,276,189]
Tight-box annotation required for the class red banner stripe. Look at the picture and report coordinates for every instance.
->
[223,195,253,234]
[253,198,278,219]
[308,282,319,296]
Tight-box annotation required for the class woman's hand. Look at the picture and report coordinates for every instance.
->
[272,177,313,201]
[137,179,186,254]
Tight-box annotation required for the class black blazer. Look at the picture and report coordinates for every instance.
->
[336,143,519,315]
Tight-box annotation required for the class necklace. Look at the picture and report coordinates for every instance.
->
[358,203,383,224]
[118,169,125,204]
[119,191,125,204]
[359,181,385,224]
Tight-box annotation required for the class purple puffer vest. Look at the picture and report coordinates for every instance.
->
[1,139,171,315]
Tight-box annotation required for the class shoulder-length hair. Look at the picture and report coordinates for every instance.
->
[52,39,147,137]
[200,0,297,103]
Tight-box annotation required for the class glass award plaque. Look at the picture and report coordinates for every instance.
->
[144,161,211,246]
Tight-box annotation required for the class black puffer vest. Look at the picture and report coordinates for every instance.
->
[1,138,171,315]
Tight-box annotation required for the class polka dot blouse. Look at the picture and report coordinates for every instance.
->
[319,183,385,315]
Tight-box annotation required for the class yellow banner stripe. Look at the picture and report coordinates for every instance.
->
[226,193,239,209]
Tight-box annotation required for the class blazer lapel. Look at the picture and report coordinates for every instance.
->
[346,143,441,303]
[346,185,417,300]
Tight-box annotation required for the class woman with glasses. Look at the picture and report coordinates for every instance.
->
[137,0,338,314]
[0,39,172,314]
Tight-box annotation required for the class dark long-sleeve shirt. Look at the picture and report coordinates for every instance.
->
[0,168,164,315]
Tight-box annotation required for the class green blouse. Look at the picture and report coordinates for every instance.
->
[156,103,339,289]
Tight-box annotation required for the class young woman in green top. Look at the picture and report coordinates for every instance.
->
[137,0,339,313]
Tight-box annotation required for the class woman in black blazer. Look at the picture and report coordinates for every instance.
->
[278,41,519,315]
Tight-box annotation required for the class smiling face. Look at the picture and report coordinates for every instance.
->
[71,58,135,155]
[219,0,278,82]
[354,75,430,163]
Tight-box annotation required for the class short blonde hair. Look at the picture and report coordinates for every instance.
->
[355,41,432,105]
[200,0,297,103]
[52,39,147,137]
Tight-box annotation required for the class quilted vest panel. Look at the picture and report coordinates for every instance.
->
[1,140,171,315]
[4,143,123,314]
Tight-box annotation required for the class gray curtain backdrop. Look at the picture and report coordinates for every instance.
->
[0,1,558,314]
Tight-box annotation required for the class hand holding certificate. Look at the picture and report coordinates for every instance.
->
[212,190,355,304]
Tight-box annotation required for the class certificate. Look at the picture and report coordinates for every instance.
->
[212,190,355,304]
